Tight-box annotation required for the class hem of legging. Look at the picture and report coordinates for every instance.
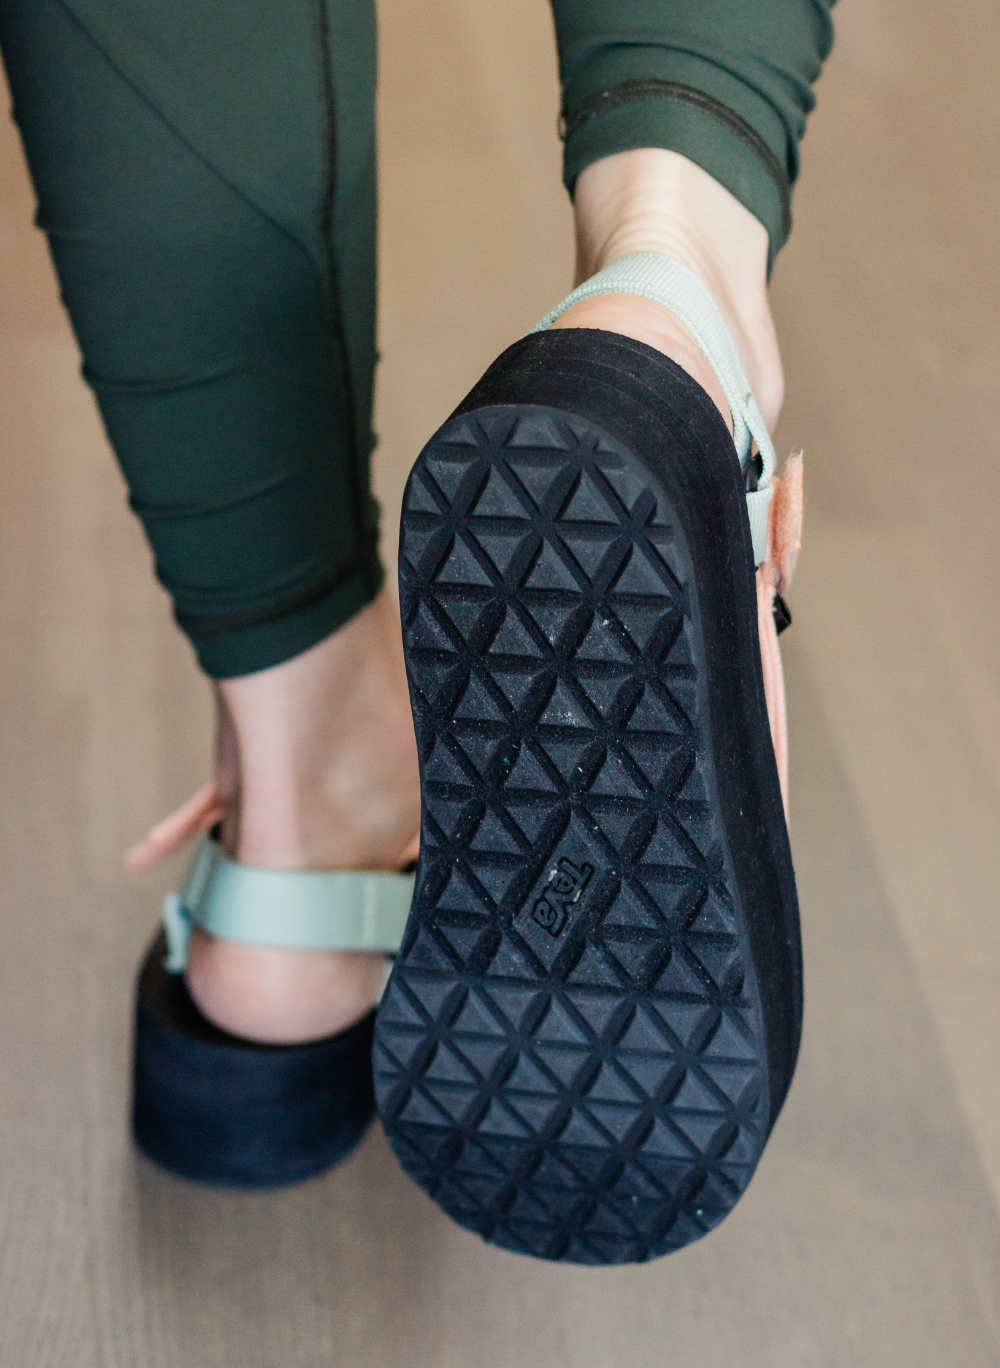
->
[186,557,385,679]
[562,98,789,272]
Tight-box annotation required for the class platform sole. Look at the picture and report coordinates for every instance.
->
[374,329,801,1264]
[132,933,375,1189]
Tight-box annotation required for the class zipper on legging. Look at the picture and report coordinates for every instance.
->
[559,79,791,241]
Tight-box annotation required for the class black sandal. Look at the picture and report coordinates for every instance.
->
[133,830,413,1187]
[374,253,802,1263]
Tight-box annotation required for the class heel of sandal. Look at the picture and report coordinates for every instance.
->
[132,934,376,1188]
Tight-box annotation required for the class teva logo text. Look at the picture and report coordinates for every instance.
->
[531,858,593,937]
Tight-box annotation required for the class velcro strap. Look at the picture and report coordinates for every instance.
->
[162,835,414,972]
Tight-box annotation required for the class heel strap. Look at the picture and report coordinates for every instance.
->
[530,252,775,565]
[161,835,414,972]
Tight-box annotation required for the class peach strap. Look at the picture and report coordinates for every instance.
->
[123,781,225,873]
[754,452,804,815]
[124,781,419,876]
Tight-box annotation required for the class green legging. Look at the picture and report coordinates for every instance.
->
[0,0,833,678]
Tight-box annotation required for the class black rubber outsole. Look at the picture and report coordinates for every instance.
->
[132,932,376,1189]
[374,328,802,1265]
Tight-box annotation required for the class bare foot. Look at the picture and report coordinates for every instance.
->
[181,588,420,1044]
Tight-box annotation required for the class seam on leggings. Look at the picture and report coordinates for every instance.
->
[53,0,321,275]
[313,0,371,563]
[560,79,791,240]
[173,532,379,638]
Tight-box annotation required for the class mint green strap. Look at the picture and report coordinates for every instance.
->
[530,252,775,565]
[161,835,414,972]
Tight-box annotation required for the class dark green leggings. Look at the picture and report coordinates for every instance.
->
[0,0,833,678]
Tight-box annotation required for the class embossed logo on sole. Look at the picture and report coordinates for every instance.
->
[530,857,593,937]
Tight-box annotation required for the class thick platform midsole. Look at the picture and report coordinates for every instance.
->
[374,328,801,1264]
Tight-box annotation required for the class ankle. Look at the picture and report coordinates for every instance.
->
[215,589,419,871]
[181,591,419,1045]
[570,149,784,427]
[228,705,418,871]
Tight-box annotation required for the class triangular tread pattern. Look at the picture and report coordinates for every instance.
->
[378,403,771,1267]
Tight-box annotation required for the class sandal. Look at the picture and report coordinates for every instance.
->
[128,786,415,1188]
[374,253,804,1262]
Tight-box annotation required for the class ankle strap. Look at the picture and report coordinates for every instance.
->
[530,252,775,565]
[161,834,414,971]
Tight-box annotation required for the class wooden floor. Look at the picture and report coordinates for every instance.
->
[2,1,999,1363]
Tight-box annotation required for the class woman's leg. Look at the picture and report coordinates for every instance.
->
[0,0,419,1041]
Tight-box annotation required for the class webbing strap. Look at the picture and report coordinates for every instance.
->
[161,835,413,971]
[530,252,775,564]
